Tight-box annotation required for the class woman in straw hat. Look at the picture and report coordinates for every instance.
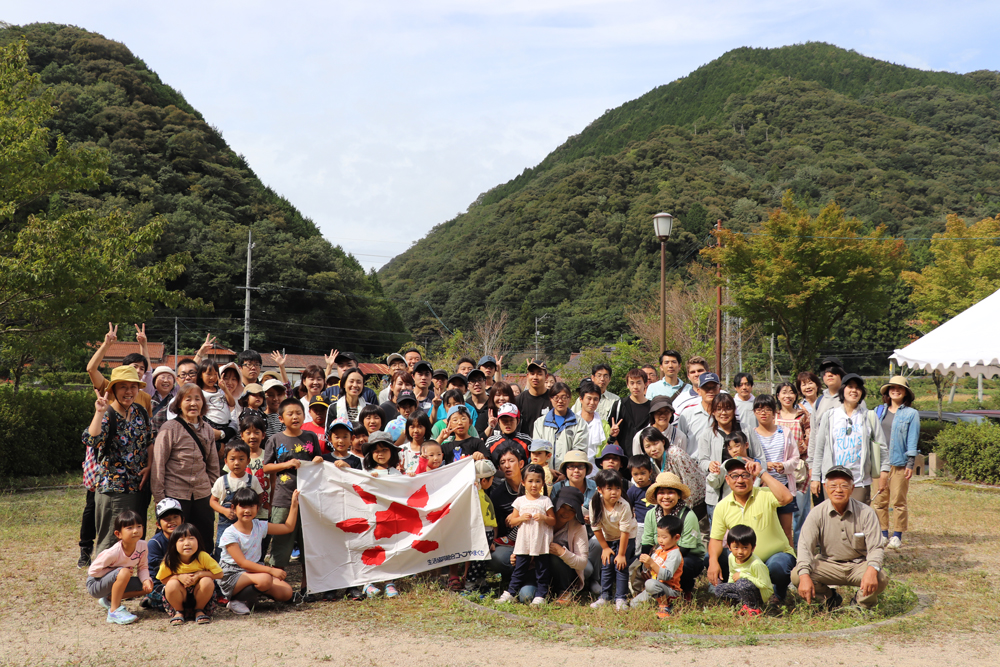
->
[84,365,153,553]
[872,376,919,549]
[637,472,706,597]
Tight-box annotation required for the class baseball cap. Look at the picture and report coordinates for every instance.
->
[386,353,405,366]
[446,404,470,420]
[413,361,433,375]
[309,395,330,409]
[447,373,468,386]
[527,360,548,372]
[326,368,341,381]
[529,439,553,453]
[478,355,497,367]
[328,417,353,433]
[497,403,520,419]
[432,368,449,380]
[475,459,497,479]
[151,365,176,380]
[335,351,357,364]
[396,389,418,406]
[466,369,486,383]
[825,465,855,482]
[262,378,285,393]
[698,372,721,388]
[818,357,845,374]
[155,498,184,520]
[722,456,751,474]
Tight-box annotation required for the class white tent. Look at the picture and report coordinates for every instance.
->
[890,287,1000,378]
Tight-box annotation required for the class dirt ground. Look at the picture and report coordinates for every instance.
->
[1,479,998,666]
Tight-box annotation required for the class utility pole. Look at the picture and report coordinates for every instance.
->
[534,314,549,360]
[243,230,254,352]
[715,219,723,375]
[174,317,178,370]
[769,332,775,393]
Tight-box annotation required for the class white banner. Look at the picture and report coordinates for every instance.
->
[298,457,489,592]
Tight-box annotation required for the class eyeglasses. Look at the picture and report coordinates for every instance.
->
[242,362,261,369]
[177,372,197,379]
[727,473,752,480]
[826,483,853,491]
[845,424,853,436]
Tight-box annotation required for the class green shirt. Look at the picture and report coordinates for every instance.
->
[641,507,705,556]
[710,487,795,562]
[728,552,773,601]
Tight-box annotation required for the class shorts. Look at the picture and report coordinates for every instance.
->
[163,584,218,616]
[86,569,143,599]
[776,502,796,516]
[218,563,248,599]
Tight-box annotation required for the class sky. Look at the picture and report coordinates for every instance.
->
[5,1,1000,271]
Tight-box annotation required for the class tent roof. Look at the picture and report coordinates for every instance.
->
[890,287,1000,378]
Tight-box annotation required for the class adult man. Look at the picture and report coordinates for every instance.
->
[572,363,619,422]
[672,356,709,413]
[641,364,658,386]
[467,369,491,435]
[792,466,889,609]
[607,368,649,453]
[814,357,845,423]
[678,372,722,444]
[733,372,757,430]
[576,380,610,477]
[456,357,476,376]
[708,457,796,601]
[176,358,199,387]
[411,361,436,412]
[515,360,552,430]
[378,353,408,402]
[403,348,422,373]
[322,351,378,404]
[478,355,501,389]
[645,350,687,402]
[237,350,264,387]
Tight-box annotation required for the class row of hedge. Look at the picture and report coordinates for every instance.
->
[935,421,1000,484]
[0,386,94,478]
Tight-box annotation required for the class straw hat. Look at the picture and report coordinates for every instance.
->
[879,375,914,403]
[105,365,146,397]
[559,449,593,476]
[645,471,691,504]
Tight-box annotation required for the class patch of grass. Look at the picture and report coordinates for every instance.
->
[0,471,81,492]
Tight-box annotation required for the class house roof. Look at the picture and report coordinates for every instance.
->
[96,341,165,368]
[261,355,390,376]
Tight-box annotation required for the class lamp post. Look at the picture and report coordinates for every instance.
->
[652,212,674,355]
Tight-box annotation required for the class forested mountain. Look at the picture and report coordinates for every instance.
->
[380,43,1000,359]
[1,23,408,356]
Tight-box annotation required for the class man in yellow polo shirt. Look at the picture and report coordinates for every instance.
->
[707,456,796,602]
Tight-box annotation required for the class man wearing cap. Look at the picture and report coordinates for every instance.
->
[411,361,436,412]
[707,457,796,602]
[378,353,408,402]
[792,465,889,610]
[645,351,687,402]
[677,372,722,445]
[515,360,552,431]
[478,355,501,390]
[572,363,619,422]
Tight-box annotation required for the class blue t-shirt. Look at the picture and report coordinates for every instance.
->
[627,484,652,526]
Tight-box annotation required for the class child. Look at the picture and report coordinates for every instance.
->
[484,402,532,464]
[464,459,498,594]
[589,469,638,611]
[631,515,684,617]
[528,439,555,489]
[413,440,444,475]
[401,410,432,474]
[626,456,654,525]
[709,524,773,616]
[432,393,481,441]
[359,404,387,441]
[497,464,555,605]
[301,395,329,453]
[157,523,223,625]
[442,405,490,462]
[595,443,629,487]
[197,360,236,443]
[361,431,403,598]
[639,472,705,598]
[262,378,287,437]
[144,498,184,612]
[85,509,154,625]
[386,390,418,445]
[238,383,267,424]
[350,422,368,458]
[211,441,265,560]
[238,414,272,529]
[261,398,323,582]
[325,417,363,470]
[218,487,302,613]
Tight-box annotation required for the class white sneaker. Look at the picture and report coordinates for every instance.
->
[530,596,545,605]
[590,597,608,609]
[888,536,902,549]
[496,591,514,604]
[227,600,251,615]
[615,599,627,611]
[106,606,137,625]
[97,597,111,611]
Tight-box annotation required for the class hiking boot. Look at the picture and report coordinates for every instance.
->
[825,590,843,611]
[77,547,92,569]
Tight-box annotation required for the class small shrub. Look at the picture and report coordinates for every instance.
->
[0,386,94,478]
[917,419,951,454]
[935,421,1000,483]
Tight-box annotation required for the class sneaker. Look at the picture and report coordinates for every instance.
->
[227,600,251,615]
[291,591,305,605]
[496,591,514,604]
[590,597,608,609]
[530,596,545,606]
[106,606,137,625]
[888,536,902,549]
[825,590,843,611]
[385,584,399,598]
[657,604,672,619]
[739,604,762,617]
[291,548,301,561]
[97,597,111,612]
[364,584,381,598]
[77,548,91,569]
[615,599,627,611]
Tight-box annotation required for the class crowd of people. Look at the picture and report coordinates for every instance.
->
[79,325,917,625]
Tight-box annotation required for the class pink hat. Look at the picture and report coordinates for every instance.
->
[497,403,520,419]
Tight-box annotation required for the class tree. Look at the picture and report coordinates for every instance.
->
[901,214,1000,323]
[0,40,194,387]
[705,192,909,374]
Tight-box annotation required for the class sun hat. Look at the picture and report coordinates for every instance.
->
[553,486,586,526]
[558,450,593,476]
[151,365,176,380]
[362,430,400,455]
[645,471,691,504]
[879,375,914,403]
[105,365,146,396]
[219,362,240,377]
[241,383,264,396]
[595,443,628,469]
[260,370,281,382]
[648,395,675,415]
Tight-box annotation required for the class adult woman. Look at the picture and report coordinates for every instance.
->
[749,394,799,547]
[631,395,689,457]
[150,383,220,549]
[637,428,706,512]
[532,382,586,471]
[795,371,823,416]
[698,393,763,514]
[490,444,527,583]
[331,368,368,424]
[547,487,593,598]
[484,381,516,437]
[811,373,889,504]
[379,370,414,422]
[640,472,705,597]
[549,451,601,595]
[775,382,808,543]
[299,365,326,423]
[219,363,242,400]
[149,366,178,436]
[872,376,919,549]
[84,365,152,553]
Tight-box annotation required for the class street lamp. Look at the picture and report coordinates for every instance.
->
[653,212,674,355]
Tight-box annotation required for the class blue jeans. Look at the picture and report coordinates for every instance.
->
[508,555,552,599]
[598,538,635,602]
[710,549,796,600]
[792,490,812,548]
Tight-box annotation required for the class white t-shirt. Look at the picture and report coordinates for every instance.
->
[202,388,231,426]
[756,429,788,485]
[210,472,264,503]
[219,519,268,566]
[830,409,870,487]
[582,415,606,479]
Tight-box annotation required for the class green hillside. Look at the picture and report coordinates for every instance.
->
[380,42,1000,359]
[1,23,408,356]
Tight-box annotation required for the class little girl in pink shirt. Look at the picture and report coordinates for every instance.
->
[496,464,555,605]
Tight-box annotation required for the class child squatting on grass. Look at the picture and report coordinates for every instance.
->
[709,524,773,616]
[85,509,154,625]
